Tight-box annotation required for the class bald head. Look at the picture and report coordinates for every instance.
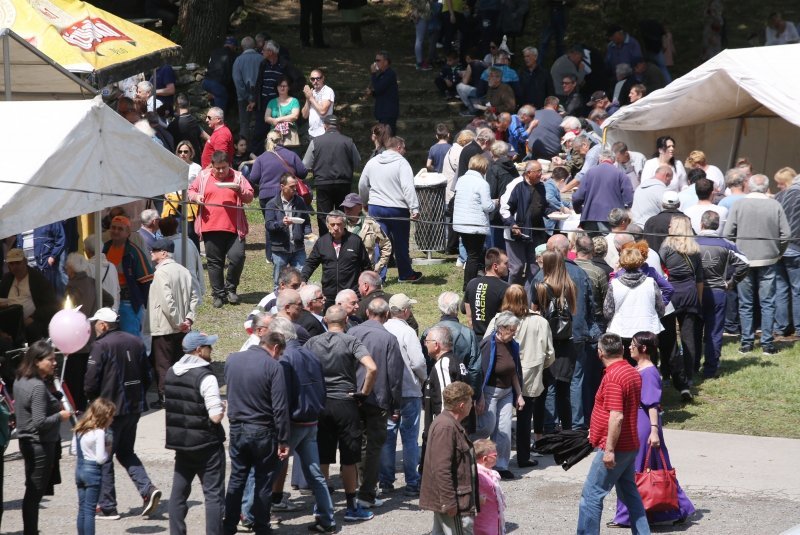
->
[654,164,674,184]
[324,305,348,330]
[547,234,569,257]
[614,232,634,251]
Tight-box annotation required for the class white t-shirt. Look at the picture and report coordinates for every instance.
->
[704,164,725,192]
[308,85,335,137]
[765,22,800,45]
[70,428,110,464]
[684,203,728,236]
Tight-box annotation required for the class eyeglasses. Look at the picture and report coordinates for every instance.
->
[178,150,190,155]
[562,81,575,85]
[309,76,322,81]
[277,84,289,88]
[206,115,217,120]
[423,339,435,344]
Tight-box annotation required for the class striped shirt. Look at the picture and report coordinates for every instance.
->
[589,359,642,452]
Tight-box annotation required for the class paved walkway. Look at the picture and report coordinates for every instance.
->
[3,409,799,534]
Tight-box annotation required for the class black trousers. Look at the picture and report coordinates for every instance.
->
[300,0,324,46]
[152,332,187,396]
[315,183,351,236]
[203,231,246,299]
[19,439,59,535]
[460,232,486,291]
[169,444,226,535]
[660,311,702,392]
[63,352,89,411]
[516,395,536,463]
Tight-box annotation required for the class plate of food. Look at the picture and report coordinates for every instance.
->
[216,181,239,189]
[289,216,305,225]
[547,212,570,221]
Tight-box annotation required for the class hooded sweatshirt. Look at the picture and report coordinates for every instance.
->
[171,354,224,419]
[358,150,420,213]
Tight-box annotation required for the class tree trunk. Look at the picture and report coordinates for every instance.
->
[178,0,235,63]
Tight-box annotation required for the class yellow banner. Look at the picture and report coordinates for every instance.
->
[0,0,179,74]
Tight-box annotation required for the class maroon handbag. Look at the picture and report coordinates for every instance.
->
[635,445,679,513]
[272,150,313,205]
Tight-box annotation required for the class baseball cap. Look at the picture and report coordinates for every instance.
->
[151,238,175,253]
[340,193,363,209]
[111,215,131,228]
[88,307,119,322]
[662,190,680,208]
[389,293,417,312]
[586,90,608,106]
[182,331,219,352]
[4,248,25,263]
[323,115,338,126]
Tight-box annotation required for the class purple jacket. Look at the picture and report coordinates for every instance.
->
[571,162,633,223]
[249,147,308,201]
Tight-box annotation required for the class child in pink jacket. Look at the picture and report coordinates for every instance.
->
[474,439,507,535]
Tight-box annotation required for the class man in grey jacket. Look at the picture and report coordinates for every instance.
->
[382,294,427,496]
[358,137,423,283]
[630,164,672,226]
[148,238,199,408]
[347,298,404,508]
[724,174,791,355]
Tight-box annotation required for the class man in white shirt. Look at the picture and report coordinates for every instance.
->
[612,141,647,190]
[301,68,334,137]
[382,293,427,496]
[683,178,728,235]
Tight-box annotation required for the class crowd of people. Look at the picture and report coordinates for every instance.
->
[2,9,800,535]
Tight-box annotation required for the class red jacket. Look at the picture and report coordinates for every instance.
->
[188,167,254,240]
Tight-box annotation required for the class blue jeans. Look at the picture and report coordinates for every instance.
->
[118,300,143,337]
[369,205,415,279]
[475,386,513,470]
[738,264,777,347]
[272,250,307,287]
[76,459,102,535]
[569,341,586,429]
[775,255,800,334]
[290,424,335,527]
[201,78,229,111]
[380,397,422,490]
[702,287,727,377]
[414,18,428,64]
[99,413,153,512]
[577,450,650,535]
[224,423,279,535]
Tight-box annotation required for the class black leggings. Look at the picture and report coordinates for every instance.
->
[19,439,58,535]
[460,233,486,291]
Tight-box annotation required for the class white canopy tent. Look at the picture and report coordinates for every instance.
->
[602,43,800,176]
[0,96,187,239]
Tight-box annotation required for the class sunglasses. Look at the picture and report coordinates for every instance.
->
[206,115,217,120]
[178,149,190,154]
[310,76,322,81]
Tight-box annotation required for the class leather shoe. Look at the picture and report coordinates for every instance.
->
[517,459,539,468]
[227,292,240,304]
[496,469,516,480]
[212,297,225,309]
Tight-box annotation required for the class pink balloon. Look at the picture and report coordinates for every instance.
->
[49,308,91,354]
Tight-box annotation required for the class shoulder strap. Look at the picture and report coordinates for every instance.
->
[271,149,297,177]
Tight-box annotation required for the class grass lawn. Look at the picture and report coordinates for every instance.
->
[193,210,800,439]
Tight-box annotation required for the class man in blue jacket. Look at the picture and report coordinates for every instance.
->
[571,150,633,235]
[264,174,312,286]
[367,51,399,135]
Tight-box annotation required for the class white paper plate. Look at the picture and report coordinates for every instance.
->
[548,212,570,221]
[290,217,305,224]
[216,182,239,189]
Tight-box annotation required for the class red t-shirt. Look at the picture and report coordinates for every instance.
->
[589,359,642,452]
[200,175,240,234]
[201,125,234,168]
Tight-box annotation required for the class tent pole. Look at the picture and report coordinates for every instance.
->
[152,67,157,112]
[94,212,103,309]
[3,33,11,101]
[181,190,188,267]
[728,117,744,169]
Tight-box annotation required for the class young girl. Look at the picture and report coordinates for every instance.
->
[474,438,507,535]
[71,398,116,534]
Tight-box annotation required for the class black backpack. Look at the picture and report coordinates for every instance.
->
[540,283,573,341]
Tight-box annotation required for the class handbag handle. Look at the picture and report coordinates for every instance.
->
[641,444,670,473]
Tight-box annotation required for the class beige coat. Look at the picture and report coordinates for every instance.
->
[148,258,198,336]
[485,310,555,397]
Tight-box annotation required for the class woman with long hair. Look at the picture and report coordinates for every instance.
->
[659,215,704,402]
[15,340,72,535]
[476,310,525,480]
[486,285,554,468]
[534,251,577,434]
[609,331,695,528]
[369,123,392,158]
[641,135,687,192]
[163,140,202,250]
